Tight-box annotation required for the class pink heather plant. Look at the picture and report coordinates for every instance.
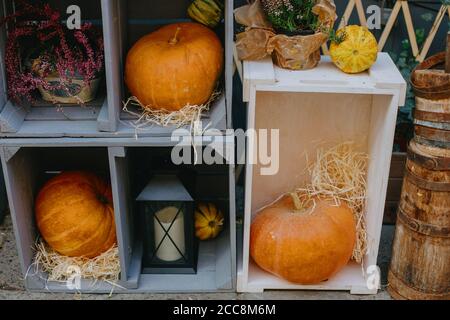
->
[1,1,104,105]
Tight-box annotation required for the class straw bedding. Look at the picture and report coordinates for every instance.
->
[32,239,121,285]
[293,142,368,263]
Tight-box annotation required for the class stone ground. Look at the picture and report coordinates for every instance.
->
[0,213,395,300]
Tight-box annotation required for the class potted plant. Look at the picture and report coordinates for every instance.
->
[1,2,104,105]
[261,0,319,36]
[234,0,336,70]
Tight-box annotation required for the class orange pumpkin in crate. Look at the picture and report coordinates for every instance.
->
[250,194,356,284]
[125,22,223,111]
[35,171,116,258]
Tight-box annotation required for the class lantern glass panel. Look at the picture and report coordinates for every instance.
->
[137,175,197,274]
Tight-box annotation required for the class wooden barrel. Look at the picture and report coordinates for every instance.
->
[414,97,450,149]
[411,52,450,100]
[388,140,450,300]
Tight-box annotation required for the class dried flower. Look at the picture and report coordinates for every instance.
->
[1,1,104,105]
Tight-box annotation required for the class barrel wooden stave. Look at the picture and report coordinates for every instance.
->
[411,52,450,100]
[414,97,450,148]
[415,97,450,133]
[389,141,450,300]
[389,221,450,299]
[402,158,450,224]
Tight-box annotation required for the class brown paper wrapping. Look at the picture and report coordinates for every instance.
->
[235,0,336,70]
[235,28,275,61]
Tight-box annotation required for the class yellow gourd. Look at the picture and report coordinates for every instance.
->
[188,0,223,28]
[195,203,224,240]
[329,25,378,74]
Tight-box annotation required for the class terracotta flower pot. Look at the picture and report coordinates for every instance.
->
[38,76,101,104]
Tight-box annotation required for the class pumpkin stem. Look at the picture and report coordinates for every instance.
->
[169,27,182,45]
[289,192,302,211]
[97,194,110,205]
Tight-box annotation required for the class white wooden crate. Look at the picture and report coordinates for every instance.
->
[237,53,406,294]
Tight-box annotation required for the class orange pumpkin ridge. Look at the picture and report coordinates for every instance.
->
[35,171,117,258]
[250,195,356,284]
[125,22,223,111]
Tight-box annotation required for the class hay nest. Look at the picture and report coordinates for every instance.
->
[122,90,222,135]
[33,239,121,285]
[293,142,368,264]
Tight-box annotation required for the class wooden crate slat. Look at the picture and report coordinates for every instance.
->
[243,58,275,102]
[101,0,123,132]
[245,260,373,294]
[97,99,110,131]
[0,147,37,277]
[0,101,28,133]
[225,0,234,128]
[108,147,133,285]
[24,106,101,121]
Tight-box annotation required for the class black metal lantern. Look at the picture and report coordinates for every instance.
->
[137,174,198,274]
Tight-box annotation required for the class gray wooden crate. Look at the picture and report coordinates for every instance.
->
[0,0,233,137]
[0,0,110,135]
[102,0,233,134]
[0,138,236,293]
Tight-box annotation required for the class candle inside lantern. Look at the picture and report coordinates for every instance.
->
[154,206,185,262]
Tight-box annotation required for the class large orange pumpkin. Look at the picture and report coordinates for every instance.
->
[250,195,356,284]
[125,22,223,111]
[35,171,116,258]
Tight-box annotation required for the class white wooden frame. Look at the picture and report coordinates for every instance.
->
[237,53,406,294]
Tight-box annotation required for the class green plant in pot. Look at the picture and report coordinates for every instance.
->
[2,2,104,105]
[262,0,319,35]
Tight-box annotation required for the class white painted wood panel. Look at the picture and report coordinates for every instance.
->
[238,54,406,293]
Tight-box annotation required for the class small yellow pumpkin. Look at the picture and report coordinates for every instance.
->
[329,25,378,74]
[195,203,224,240]
[188,0,223,28]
